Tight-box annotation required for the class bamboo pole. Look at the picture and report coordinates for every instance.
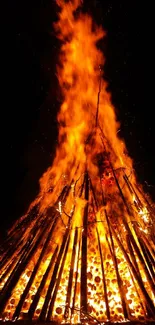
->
[128,227,155,296]
[104,155,155,298]
[90,171,110,319]
[57,184,71,204]
[0,234,26,269]
[0,207,42,273]
[64,227,78,320]
[138,237,155,284]
[80,172,89,319]
[140,235,155,266]
[0,205,48,274]
[0,217,50,314]
[89,177,99,209]
[127,221,155,298]
[39,227,70,321]
[123,174,143,209]
[126,234,150,317]
[46,232,71,321]
[96,227,110,320]
[111,168,155,298]
[71,229,81,321]
[0,215,45,284]
[105,209,130,319]
[95,70,102,127]
[110,224,155,317]
[127,234,141,277]
[0,233,26,269]
[136,184,155,215]
[110,163,132,217]
[0,229,39,301]
[7,204,39,238]
[13,218,58,320]
[128,265,147,318]
[0,259,17,286]
[27,245,58,319]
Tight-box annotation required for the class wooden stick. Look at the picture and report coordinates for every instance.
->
[27,245,58,319]
[71,229,81,321]
[13,218,58,320]
[128,265,147,318]
[128,226,155,296]
[110,163,132,217]
[64,228,78,320]
[110,224,155,317]
[0,233,26,269]
[136,185,155,215]
[8,204,39,238]
[113,191,155,299]
[96,227,110,320]
[0,217,50,314]
[126,234,150,316]
[89,177,99,210]
[104,209,129,319]
[39,227,70,321]
[0,259,17,286]
[0,207,43,273]
[0,214,46,283]
[95,70,102,127]
[46,232,71,321]
[80,172,89,319]
[140,234,155,266]
[127,234,141,277]
[138,237,155,284]
[123,174,143,208]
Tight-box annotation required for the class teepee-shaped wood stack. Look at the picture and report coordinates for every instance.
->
[0,1,154,324]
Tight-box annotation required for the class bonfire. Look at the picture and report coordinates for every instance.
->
[0,0,155,324]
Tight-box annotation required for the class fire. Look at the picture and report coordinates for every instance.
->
[0,0,155,323]
[39,0,133,204]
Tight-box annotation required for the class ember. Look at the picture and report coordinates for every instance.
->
[0,0,155,324]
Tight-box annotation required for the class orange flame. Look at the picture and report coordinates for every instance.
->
[39,0,134,210]
[0,0,154,323]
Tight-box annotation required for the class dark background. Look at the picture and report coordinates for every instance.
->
[1,0,155,242]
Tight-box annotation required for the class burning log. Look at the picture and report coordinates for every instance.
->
[110,225,155,318]
[0,217,51,314]
[12,218,59,320]
[27,245,58,320]
[105,209,129,320]
[39,227,70,321]
[64,227,78,320]
[46,230,71,321]
[0,204,39,271]
[96,228,110,320]
[80,172,89,318]
[0,0,155,324]
[71,229,81,322]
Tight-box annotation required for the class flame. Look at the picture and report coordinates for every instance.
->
[39,0,133,204]
[0,0,155,323]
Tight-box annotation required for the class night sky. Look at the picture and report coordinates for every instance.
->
[1,0,155,243]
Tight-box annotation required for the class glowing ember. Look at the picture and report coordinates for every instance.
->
[0,0,155,324]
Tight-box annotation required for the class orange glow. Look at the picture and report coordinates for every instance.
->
[0,0,155,323]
